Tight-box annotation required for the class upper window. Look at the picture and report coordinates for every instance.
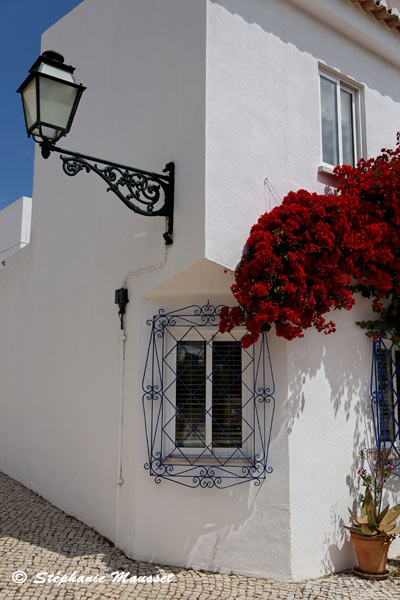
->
[319,71,359,168]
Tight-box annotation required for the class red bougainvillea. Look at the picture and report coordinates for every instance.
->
[220,139,400,347]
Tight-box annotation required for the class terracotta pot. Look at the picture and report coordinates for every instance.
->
[350,531,392,574]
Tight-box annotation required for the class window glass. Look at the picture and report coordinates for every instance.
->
[341,88,354,166]
[212,341,242,448]
[377,348,395,442]
[176,341,206,447]
[320,75,339,166]
[174,338,243,450]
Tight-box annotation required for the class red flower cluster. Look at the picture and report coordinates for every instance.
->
[220,140,400,347]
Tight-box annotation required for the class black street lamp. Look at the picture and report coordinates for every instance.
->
[17,51,175,244]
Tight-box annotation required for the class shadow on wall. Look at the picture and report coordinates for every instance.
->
[283,312,370,434]
[211,0,400,102]
[135,470,295,579]
[278,294,378,574]
[134,307,291,578]
[0,465,282,578]
[322,504,356,572]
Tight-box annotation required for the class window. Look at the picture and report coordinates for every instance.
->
[143,302,275,488]
[319,70,359,168]
[375,346,400,444]
[164,331,251,458]
[371,338,400,475]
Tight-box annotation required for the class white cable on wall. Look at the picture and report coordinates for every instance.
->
[115,239,169,547]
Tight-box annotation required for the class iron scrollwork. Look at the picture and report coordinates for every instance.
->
[142,301,276,489]
[40,140,174,244]
[371,336,400,475]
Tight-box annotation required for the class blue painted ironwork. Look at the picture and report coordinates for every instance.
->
[371,336,400,474]
[142,301,275,488]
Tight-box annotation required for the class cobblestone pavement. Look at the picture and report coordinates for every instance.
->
[0,472,399,599]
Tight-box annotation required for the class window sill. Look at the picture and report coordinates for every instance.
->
[318,164,337,176]
[164,456,253,466]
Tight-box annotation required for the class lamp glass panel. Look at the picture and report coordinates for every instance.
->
[38,75,79,131]
[38,62,75,83]
[32,125,63,141]
[21,78,37,129]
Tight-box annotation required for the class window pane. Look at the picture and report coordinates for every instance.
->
[212,341,242,448]
[176,341,206,448]
[320,76,339,166]
[341,88,355,166]
[377,348,395,442]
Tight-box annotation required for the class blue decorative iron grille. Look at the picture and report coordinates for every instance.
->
[142,301,275,488]
[371,336,400,474]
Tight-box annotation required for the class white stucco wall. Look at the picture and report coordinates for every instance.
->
[0,196,32,265]
[205,0,400,269]
[0,0,400,584]
[287,301,382,580]
[204,0,400,580]
[0,0,208,547]
[120,279,292,580]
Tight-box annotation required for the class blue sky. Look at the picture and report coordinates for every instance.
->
[0,0,83,210]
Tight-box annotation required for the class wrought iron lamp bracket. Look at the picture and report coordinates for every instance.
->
[39,139,175,244]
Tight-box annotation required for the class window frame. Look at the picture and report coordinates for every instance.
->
[143,301,276,488]
[319,68,361,169]
[162,327,253,460]
[376,345,400,445]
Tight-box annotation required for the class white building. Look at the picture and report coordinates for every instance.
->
[1,0,400,581]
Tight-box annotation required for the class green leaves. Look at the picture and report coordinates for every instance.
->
[366,505,378,529]
[348,508,367,525]
[347,496,400,537]
[379,504,400,534]
[360,524,378,536]
[357,296,400,341]
[379,504,390,522]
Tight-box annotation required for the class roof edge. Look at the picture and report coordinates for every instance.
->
[350,0,400,35]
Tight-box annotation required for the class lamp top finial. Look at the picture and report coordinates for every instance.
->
[42,50,64,64]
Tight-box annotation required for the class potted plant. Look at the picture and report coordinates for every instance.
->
[345,448,400,577]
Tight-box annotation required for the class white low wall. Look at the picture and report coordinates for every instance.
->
[0,197,32,266]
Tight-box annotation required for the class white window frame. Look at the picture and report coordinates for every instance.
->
[319,68,361,170]
[162,327,253,460]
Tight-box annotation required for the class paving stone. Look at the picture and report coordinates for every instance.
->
[0,471,399,599]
